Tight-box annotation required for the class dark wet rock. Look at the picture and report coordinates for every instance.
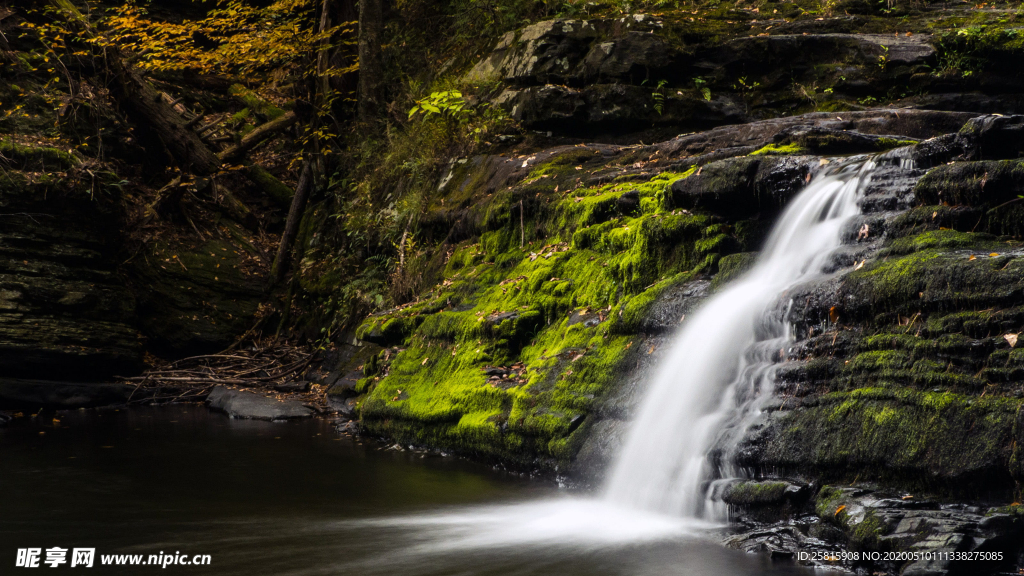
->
[0,378,135,409]
[335,419,360,434]
[722,485,1023,575]
[958,114,1024,161]
[668,155,813,219]
[615,189,640,214]
[902,93,1024,117]
[716,479,812,524]
[655,110,977,161]
[775,125,919,154]
[206,385,313,420]
[910,114,1024,168]
[916,160,1024,208]
[466,17,968,136]
[330,397,359,419]
[639,278,710,334]
[320,341,383,403]
[700,33,935,83]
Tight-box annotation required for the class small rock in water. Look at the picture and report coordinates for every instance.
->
[206,386,313,421]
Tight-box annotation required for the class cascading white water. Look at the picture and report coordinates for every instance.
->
[603,158,876,520]
[342,160,883,568]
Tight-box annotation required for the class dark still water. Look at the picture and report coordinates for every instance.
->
[1,406,808,576]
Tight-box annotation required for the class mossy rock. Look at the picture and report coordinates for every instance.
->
[916,160,1024,208]
[840,231,1024,319]
[352,164,748,465]
[746,388,1023,499]
[0,139,79,171]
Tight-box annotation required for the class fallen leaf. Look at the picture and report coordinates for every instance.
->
[969,255,977,261]
[854,260,865,270]
[990,252,999,257]
[834,505,846,516]
[1005,333,1018,348]
[829,306,839,323]
[421,357,429,365]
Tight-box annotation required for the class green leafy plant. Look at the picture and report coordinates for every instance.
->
[408,90,471,122]
[693,77,711,101]
[650,79,668,115]
[733,76,760,92]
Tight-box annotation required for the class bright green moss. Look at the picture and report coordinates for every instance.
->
[749,143,806,156]
[355,164,741,464]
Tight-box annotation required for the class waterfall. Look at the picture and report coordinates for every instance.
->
[345,160,882,562]
[603,158,876,520]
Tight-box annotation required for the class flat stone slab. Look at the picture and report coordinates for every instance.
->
[206,386,313,421]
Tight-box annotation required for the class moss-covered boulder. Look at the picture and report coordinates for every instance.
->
[351,154,759,464]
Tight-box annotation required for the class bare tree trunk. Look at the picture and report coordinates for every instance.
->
[269,162,313,286]
[357,0,383,123]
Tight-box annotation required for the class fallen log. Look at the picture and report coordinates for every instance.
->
[218,110,298,162]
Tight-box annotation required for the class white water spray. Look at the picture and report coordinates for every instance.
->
[603,159,875,519]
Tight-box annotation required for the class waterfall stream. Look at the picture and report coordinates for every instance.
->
[604,158,875,519]
[337,159,882,563]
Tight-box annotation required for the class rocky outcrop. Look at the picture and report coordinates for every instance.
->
[0,145,270,406]
[727,118,1024,510]
[467,14,1024,135]
[0,164,142,387]
[724,482,1024,575]
[465,16,674,86]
